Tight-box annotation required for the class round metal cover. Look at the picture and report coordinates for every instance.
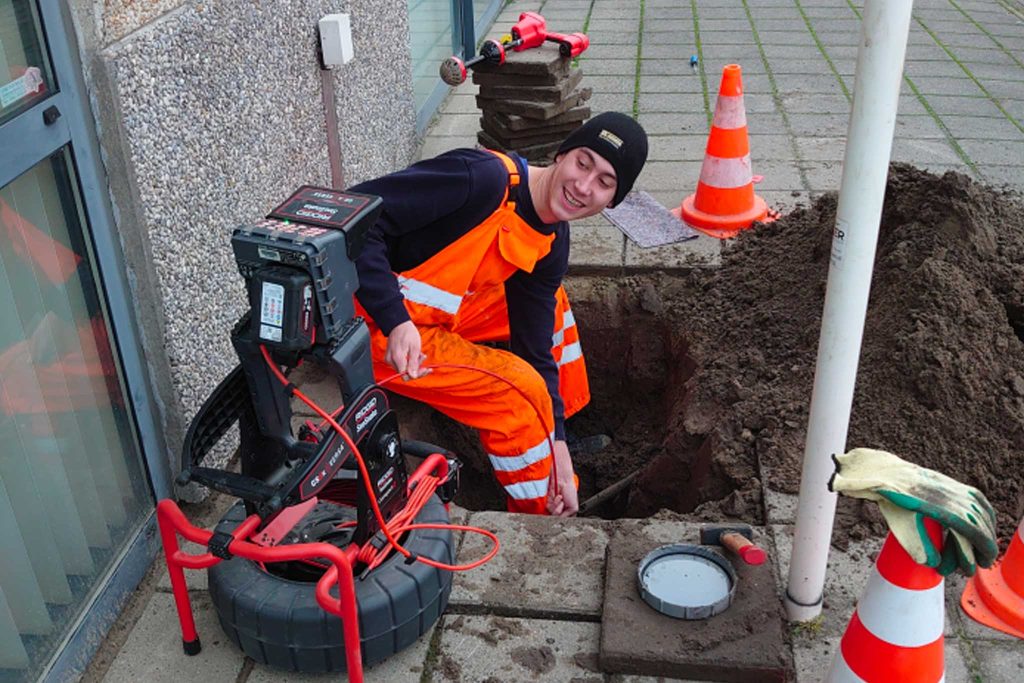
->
[637,543,737,620]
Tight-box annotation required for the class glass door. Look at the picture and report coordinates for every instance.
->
[0,2,157,680]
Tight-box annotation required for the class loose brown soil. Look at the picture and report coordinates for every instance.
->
[404,164,1024,543]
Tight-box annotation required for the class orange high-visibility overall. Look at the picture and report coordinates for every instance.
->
[357,151,589,514]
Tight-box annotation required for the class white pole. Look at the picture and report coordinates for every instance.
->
[783,0,915,621]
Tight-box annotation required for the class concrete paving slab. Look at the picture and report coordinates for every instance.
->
[101,592,245,682]
[589,92,635,116]
[570,221,625,272]
[647,135,708,163]
[972,639,1024,682]
[450,511,611,618]
[958,138,1024,166]
[624,220,722,271]
[636,160,705,192]
[245,625,435,682]
[600,522,794,682]
[434,615,601,683]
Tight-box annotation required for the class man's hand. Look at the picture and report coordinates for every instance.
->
[385,321,429,380]
[546,439,578,517]
[829,448,998,576]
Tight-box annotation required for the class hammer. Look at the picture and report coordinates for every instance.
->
[700,524,767,566]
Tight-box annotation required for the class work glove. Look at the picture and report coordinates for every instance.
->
[828,448,998,576]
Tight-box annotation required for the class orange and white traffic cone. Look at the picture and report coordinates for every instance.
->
[672,64,769,239]
[961,515,1024,639]
[825,517,945,682]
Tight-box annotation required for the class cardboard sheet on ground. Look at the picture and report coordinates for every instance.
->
[602,190,700,248]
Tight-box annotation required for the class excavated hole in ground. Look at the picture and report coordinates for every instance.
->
[394,275,751,522]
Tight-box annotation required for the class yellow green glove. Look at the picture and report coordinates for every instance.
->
[828,448,998,576]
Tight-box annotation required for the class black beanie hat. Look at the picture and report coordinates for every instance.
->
[556,112,648,207]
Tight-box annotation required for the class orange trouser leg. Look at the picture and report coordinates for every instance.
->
[452,285,590,419]
[369,325,555,514]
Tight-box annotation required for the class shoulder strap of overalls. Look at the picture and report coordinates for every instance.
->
[485,149,520,211]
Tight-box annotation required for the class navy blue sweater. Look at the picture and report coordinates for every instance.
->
[350,149,571,439]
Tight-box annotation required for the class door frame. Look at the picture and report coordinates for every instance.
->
[1,1,170,679]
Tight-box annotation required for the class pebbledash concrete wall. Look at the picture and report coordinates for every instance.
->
[65,0,418,495]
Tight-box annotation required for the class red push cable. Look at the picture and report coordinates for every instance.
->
[260,346,499,572]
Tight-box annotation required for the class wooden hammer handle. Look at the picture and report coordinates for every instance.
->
[721,532,767,565]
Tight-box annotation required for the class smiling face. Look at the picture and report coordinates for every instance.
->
[539,147,618,223]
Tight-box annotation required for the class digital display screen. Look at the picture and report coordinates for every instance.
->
[269,185,374,231]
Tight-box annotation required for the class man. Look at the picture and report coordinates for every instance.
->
[351,112,648,516]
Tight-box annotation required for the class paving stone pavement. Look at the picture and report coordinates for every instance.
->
[95,1,1024,681]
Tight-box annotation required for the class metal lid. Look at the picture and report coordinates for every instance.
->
[637,543,737,620]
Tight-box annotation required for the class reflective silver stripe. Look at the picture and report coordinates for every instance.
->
[504,477,549,500]
[397,276,462,314]
[487,433,553,472]
[552,310,576,347]
[558,342,583,367]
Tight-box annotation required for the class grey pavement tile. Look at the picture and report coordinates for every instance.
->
[588,74,638,94]
[773,73,849,96]
[695,18,757,33]
[893,115,948,139]
[101,592,245,682]
[647,134,709,163]
[155,537,210,592]
[694,30,758,48]
[911,75,989,98]
[569,221,625,271]
[958,138,1024,167]
[979,165,1024,191]
[450,512,611,618]
[744,93,783,115]
[947,46,1022,67]
[643,43,704,60]
[891,137,972,166]
[760,189,809,216]
[638,75,709,95]
[434,615,601,683]
[763,485,799,526]
[638,112,712,136]
[972,640,1024,682]
[795,136,846,162]
[589,92,636,116]
[750,161,805,192]
[428,113,479,138]
[944,573,1024,643]
[589,6,642,21]
[770,58,856,77]
[586,31,642,47]
[582,45,641,61]
[904,58,970,81]
[799,160,844,194]
[439,94,481,115]
[907,93,1007,118]
[777,91,852,115]
[418,135,477,161]
[644,5,691,20]
[748,134,800,161]
[245,627,435,682]
[787,112,849,137]
[580,59,637,78]
[638,92,708,114]
[642,21,693,37]
[636,160,705,193]
[623,212,722,271]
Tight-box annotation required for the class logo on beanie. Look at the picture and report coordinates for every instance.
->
[598,129,623,149]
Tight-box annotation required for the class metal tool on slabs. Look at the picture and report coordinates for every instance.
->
[439,11,590,86]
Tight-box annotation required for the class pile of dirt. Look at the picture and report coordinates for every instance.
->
[621,164,1024,541]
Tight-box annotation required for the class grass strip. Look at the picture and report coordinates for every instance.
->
[690,0,711,126]
[948,0,1024,71]
[632,0,645,119]
[740,0,811,191]
[842,0,978,174]
[794,0,851,103]
[914,15,1024,136]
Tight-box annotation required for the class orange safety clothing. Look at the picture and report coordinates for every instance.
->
[356,151,589,513]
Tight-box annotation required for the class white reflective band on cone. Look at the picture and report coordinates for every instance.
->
[712,94,747,129]
[398,276,462,314]
[698,154,753,189]
[856,568,945,647]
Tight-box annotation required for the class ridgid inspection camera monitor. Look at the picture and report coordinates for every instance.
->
[178,185,418,545]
